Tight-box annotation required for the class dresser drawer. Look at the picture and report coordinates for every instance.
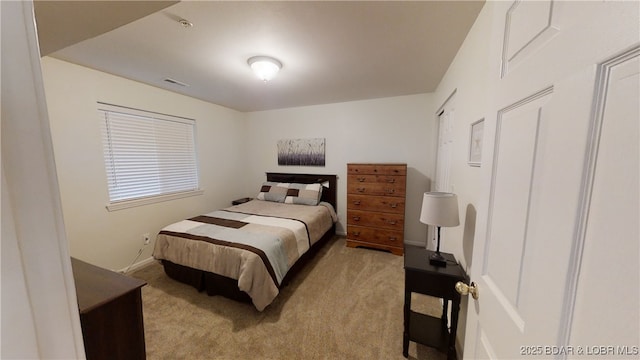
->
[347,194,405,214]
[347,225,403,247]
[347,164,407,176]
[347,174,406,185]
[347,181,406,197]
[347,210,404,230]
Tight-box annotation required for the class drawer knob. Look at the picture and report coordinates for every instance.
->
[357,187,365,192]
[387,189,395,194]
[354,200,361,205]
[353,216,360,221]
[353,231,361,236]
[389,237,397,242]
[388,220,397,225]
[358,177,365,182]
[387,178,396,183]
[390,203,398,208]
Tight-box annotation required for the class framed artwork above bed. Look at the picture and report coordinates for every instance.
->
[277,138,325,166]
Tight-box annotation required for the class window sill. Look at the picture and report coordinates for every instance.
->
[106,189,204,211]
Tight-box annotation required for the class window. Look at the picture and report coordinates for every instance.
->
[98,103,201,210]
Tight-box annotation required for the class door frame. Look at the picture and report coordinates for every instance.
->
[429,89,457,251]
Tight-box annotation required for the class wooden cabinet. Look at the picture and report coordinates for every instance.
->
[71,258,147,360]
[346,163,406,255]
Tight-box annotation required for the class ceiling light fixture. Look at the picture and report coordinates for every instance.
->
[247,56,282,82]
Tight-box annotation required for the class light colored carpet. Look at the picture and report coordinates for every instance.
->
[131,236,447,360]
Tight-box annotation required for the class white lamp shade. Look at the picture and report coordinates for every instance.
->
[419,192,460,227]
[248,56,282,82]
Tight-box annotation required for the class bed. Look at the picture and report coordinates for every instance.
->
[152,173,338,311]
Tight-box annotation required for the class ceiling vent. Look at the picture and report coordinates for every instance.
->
[163,78,189,87]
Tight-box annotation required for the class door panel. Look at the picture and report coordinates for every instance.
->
[474,325,500,359]
[485,89,550,309]
[463,0,639,358]
[567,48,639,350]
[502,0,558,77]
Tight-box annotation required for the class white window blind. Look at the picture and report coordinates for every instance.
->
[98,103,200,209]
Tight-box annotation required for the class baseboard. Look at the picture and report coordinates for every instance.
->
[456,336,464,359]
[119,256,157,274]
[335,234,424,247]
[404,239,425,247]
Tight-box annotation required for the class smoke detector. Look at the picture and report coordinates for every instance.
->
[178,18,193,28]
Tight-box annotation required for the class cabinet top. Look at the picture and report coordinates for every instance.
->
[72,257,147,313]
[347,163,407,166]
[404,246,466,279]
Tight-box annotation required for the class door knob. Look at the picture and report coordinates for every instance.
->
[455,281,479,299]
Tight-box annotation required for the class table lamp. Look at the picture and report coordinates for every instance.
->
[419,192,460,267]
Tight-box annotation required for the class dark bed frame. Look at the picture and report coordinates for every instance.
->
[161,173,338,304]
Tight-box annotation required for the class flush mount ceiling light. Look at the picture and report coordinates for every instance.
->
[247,56,282,82]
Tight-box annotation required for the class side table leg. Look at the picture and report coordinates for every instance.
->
[403,288,410,357]
[441,299,449,327]
[448,298,461,360]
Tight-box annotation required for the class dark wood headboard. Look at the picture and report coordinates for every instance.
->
[266,173,337,210]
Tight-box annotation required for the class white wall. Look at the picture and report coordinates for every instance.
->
[244,94,436,243]
[41,57,247,271]
[430,3,492,354]
[1,1,85,357]
[432,5,492,274]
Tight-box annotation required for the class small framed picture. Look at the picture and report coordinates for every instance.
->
[468,118,484,167]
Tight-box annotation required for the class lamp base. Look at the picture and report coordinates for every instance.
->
[429,252,447,267]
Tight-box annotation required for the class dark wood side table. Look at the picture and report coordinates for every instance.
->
[71,258,147,360]
[403,246,467,359]
[232,197,252,205]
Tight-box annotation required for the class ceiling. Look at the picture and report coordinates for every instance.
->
[35,1,484,112]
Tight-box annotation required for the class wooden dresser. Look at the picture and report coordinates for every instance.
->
[346,163,407,255]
